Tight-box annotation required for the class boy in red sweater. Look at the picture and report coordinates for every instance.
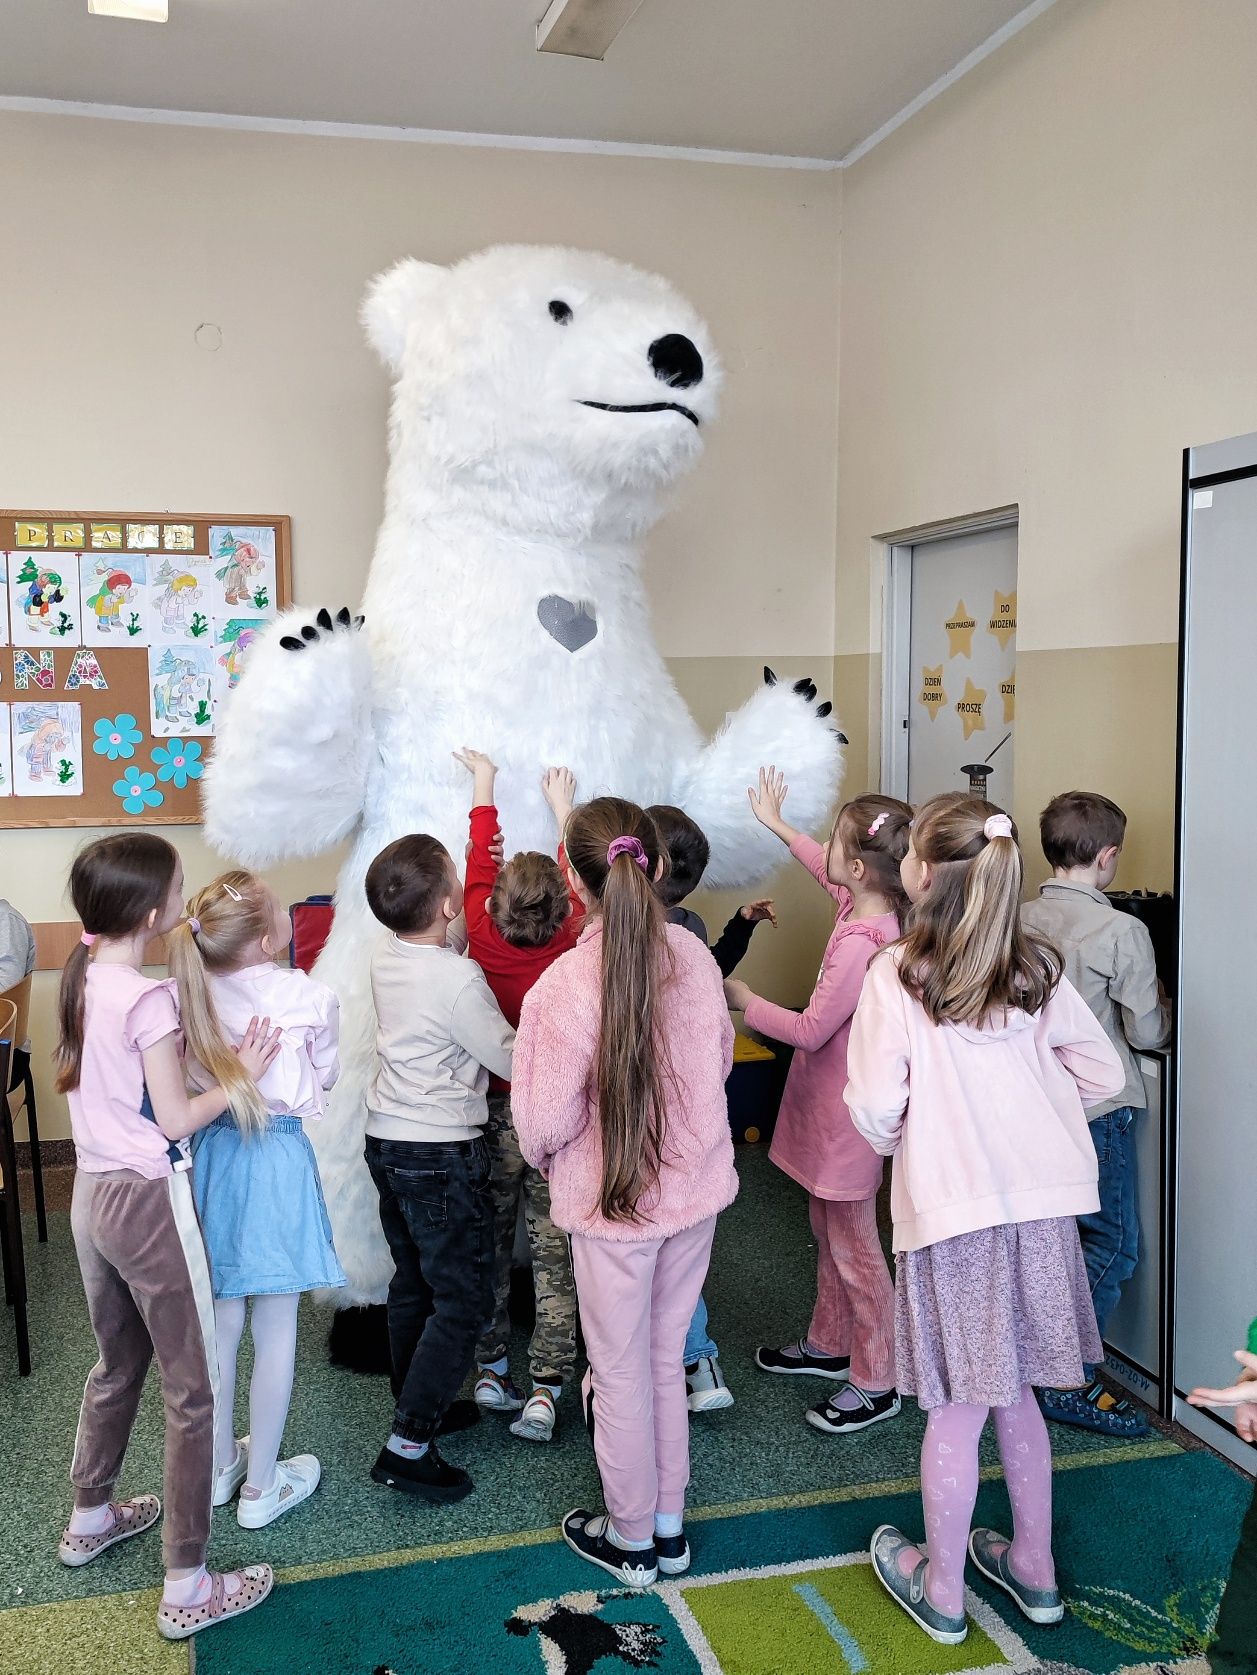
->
[454,749,582,1443]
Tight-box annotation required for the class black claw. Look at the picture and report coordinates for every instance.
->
[301,624,319,642]
[280,635,306,652]
[816,700,832,719]
[353,614,365,631]
[834,730,849,745]
[764,666,777,686]
[793,678,818,703]
[316,607,334,632]
[336,606,352,627]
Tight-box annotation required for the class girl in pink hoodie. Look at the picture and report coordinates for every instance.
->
[512,796,737,1593]
[725,770,911,1438]
[846,795,1123,1650]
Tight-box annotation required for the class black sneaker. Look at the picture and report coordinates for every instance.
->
[655,1531,690,1576]
[755,1338,851,1379]
[806,1387,901,1434]
[370,1443,472,1504]
[561,1509,657,1589]
[436,1399,481,1436]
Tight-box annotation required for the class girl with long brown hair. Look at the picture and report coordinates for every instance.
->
[846,796,1124,1648]
[172,870,344,1533]
[54,833,280,1641]
[511,797,737,1590]
[726,770,911,1437]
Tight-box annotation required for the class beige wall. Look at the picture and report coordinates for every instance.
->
[835,0,1257,884]
[0,111,843,1139]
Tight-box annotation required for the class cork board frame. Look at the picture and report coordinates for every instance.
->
[0,510,291,828]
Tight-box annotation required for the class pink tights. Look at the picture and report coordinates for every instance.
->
[899,1384,1056,1618]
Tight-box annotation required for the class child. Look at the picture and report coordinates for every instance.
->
[53,833,280,1641]
[173,870,344,1529]
[453,750,582,1444]
[364,831,514,1504]
[846,796,1124,1647]
[726,771,910,1435]
[512,798,738,1590]
[646,801,775,1414]
[1022,790,1170,1438]
[1188,1339,1257,1672]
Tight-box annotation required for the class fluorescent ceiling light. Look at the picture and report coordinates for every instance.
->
[536,0,645,60]
[87,0,169,20]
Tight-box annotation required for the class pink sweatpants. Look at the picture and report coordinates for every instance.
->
[806,1195,896,1390]
[571,1216,716,1546]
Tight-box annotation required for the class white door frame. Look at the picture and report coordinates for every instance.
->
[879,507,1019,798]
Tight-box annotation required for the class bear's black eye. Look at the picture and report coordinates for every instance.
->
[548,299,573,324]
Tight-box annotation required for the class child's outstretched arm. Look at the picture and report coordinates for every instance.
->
[710,899,776,978]
[726,926,874,1053]
[454,748,502,946]
[749,767,844,904]
[542,766,586,926]
[144,1016,282,1141]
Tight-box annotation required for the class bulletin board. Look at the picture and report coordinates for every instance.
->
[0,510,291,827]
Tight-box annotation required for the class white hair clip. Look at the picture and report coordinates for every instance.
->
[222,882,243,901]
[983,813,1013,841]
[867,812,890,837]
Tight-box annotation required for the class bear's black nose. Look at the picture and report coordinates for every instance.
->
[648,334,703,390]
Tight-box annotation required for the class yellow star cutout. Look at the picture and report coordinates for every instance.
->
[918,665,947,720]
[1000,670,1016,725]
[945,600,976,659]
[988,589,1017,651]
[956,676,986,741]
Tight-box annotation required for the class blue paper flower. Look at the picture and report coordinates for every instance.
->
[93,713,142,761]
[152,738,203,788]
[113,767,163,814]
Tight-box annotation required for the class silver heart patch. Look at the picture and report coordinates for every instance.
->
[537,594,598,652]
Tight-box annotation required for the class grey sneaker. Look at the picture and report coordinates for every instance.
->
[870,1525,968,1646]
[510,1387,558,1443]
[686,1355,734,1412]
[968,1528,1064,1624]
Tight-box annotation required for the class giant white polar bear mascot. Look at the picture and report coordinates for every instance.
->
[205,245,841,1322]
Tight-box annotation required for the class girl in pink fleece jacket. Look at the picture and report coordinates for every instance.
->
[845,795,1123,1650]
[725,770,911,1438]
[512,796,737,1593]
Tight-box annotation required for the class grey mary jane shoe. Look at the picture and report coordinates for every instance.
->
[969,1527,1065,1624]
[870,1524,967,1645]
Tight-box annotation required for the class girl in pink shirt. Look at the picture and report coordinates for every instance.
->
[845,796,1123,1649]
[725,771,911,1438]
[172,870,343,1533]
[512,797,737,1591]
[54,834,281,1642]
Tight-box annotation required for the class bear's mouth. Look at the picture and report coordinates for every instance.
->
[577,399,700,428]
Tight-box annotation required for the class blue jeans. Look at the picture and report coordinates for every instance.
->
[1078,1107,1140,1354]
[684,1291,718,1363]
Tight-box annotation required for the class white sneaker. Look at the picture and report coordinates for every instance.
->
[686,1355,734,1413]
[212,1438,250,1507]
[510,1387,558,1443]
[474,1368,525,1412]
[236,1455,321,1529]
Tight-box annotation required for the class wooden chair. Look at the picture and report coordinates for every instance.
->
[0,997,29,1376]
[2,974,47,1242]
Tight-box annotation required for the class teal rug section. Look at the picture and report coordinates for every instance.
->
[191,1452,1247,1675]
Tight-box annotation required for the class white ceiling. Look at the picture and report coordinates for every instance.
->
[0,0,1044,163]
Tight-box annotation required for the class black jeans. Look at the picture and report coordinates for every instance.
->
[365,1134,495,1444]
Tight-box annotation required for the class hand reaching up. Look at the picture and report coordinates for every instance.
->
[542,766,577,830]
[748,766,799,846]
[740,898,778,927]
[453,747,498,809]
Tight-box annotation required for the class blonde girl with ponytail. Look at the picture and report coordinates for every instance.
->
[511,797,738,1590]
[845,797,1126,1648]
[173,870,345,1534]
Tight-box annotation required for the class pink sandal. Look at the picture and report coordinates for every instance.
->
[58,1495,161,1567]
[157,1565,274,1640]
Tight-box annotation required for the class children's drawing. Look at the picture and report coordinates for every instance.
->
[209,526,277,618]
[13,702,82,797]
[149,644,215,738]
[80,553,147,645]
[151,558,210,639]
[12,650,55,692]
[215,617,267,696]
[0,705,11,797]
[9,555,81,646]
[65,649,109,692]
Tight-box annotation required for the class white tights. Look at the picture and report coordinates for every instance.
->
[214,1293,300,1493]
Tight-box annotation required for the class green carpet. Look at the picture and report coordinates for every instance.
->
[0,1149,1243,1673]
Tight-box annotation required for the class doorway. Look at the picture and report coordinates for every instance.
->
[882,518,1018,808]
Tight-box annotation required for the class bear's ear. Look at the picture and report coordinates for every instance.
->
[360,258,451,372]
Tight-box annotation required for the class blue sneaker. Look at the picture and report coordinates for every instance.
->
[1040,1381,1150,1438]
[870,1525,967,1646]
[968,1529,1064,1624]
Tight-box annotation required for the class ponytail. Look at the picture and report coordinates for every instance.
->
[54,941,91,1094]
[564,797,673,1224]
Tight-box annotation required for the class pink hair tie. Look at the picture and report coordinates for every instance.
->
[79,931,97,947]
[867,812,890,837]
[984,813,1014,841]
[607,835,649,871]
[187,917,201,936]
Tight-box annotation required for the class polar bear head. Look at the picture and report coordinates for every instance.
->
[362,244,722,541]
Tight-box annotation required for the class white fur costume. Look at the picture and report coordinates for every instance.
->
[204,246,841,1304]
